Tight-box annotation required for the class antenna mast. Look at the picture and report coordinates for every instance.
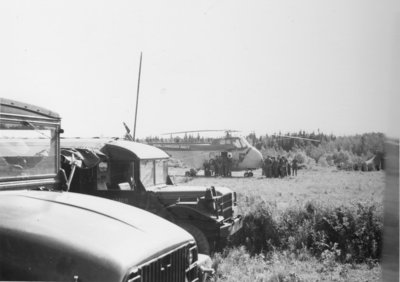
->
[133,52,142,141]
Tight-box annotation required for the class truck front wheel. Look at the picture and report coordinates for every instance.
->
[178,223,210,255]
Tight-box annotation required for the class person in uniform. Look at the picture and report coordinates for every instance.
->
[209,159,216,176]
[215,155,222,176]
[276,156,282,178]
[292,158,298,176]
[284,157,289,177]
[203,161,211,177]
[262,159,266,176]
[221,153,228,177]
[227,153,233,177]
[266,156,272,178]
[262,157,268,177]
[279,157,286,178]
[287,158,291,176]
[272,157,278,178]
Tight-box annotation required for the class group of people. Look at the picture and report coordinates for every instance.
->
[203,153,233,177]
[202,153,299,178]
[262,156,298,178]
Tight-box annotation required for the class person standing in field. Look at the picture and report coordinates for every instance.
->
[273,157,279,178]
[265,156,272,178]
[216,155,223,176]
[279,157,287,178]
[221,154,227,177]
[283,157,288,177]
[227,153,233,177]
[292,158,298,176]
[262,158,266,176]
[271,157,276,178]
[214,156,220,176]
[203,161,211,177]
[272,157,279,178]
[209,159,216,176]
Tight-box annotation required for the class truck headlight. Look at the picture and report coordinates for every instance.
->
[188,249,193,265]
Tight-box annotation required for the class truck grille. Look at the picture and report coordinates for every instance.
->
[126,243,198,282]
[218,193,234,218]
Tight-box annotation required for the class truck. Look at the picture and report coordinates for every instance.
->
[61,137,243,254]
[0,98,211,282]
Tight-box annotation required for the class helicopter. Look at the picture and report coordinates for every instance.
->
[120,55,261,177]
[146,129,264,177]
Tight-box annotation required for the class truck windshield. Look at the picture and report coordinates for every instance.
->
[140,159,168,187]
[0,120,57,181]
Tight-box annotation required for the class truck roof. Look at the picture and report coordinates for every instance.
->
[61,138,170,160]
[0,98,60,120]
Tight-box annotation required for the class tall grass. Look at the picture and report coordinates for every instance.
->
[212,246,382,282]
[229,198,383,264]
[182,165,384,280]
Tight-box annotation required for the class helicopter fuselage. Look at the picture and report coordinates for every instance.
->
[152,137,264,172]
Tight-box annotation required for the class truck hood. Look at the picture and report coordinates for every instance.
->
[0,190,194,280]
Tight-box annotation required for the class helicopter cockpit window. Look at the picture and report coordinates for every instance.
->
[239,137,250,148]
[232,139,242,148]
[219,139,226,145]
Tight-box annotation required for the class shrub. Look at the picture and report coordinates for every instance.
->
[229,201,383,264]
[293,152,306,164]
[229,201,280,255]
[333,151,351,166]
[306,145,325,163]
[318,155,330,167]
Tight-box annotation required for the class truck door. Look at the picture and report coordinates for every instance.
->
[91,161,169,218]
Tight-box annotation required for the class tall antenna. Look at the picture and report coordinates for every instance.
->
[133,52,143,141]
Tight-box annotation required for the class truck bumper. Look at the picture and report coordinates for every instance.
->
[220,215,243,238]
[197,254,215,282]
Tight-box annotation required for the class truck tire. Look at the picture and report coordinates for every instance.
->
[178,223,210,255]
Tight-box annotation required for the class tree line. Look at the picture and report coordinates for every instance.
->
[250,131,386,170]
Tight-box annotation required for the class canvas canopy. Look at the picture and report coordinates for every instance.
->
[61,138,169,165]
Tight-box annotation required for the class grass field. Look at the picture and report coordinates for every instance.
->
[173,167,384,213]
[171,167,384,281]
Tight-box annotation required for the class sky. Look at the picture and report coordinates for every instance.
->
[0,0,399,139]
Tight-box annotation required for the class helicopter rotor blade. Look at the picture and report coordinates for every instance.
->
[272,135,321,143]
[161,129,239,135]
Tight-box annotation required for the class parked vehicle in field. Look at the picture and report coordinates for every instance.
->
[0,98,211,282]
[61,137,243,254]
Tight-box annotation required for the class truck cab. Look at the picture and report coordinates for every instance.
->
[61,138,243,254]
[0,98,207,282]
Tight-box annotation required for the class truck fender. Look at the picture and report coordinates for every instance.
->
[166,205,216,223]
